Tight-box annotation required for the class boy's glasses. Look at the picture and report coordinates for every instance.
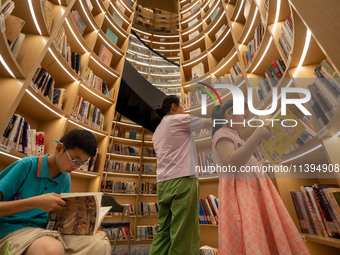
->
[51,139,88,167]
[63,146,87,167]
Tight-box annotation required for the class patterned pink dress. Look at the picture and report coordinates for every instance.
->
[212,127,309,255]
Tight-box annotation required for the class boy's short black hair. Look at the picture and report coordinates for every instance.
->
[60,129,97,157]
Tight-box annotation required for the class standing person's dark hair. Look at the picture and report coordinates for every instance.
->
[60,129,97,157]
[211,100,233,137]
[156,95,180,119]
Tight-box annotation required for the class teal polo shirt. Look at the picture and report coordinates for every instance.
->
[0,154,70,238]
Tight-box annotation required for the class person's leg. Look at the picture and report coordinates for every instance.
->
[169,177,200,255]
[24,236,64,255]
[149,180,172,255]
[0,228,64,255]
[62,232,111,255]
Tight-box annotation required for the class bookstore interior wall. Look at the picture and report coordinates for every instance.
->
[1,0,340,253]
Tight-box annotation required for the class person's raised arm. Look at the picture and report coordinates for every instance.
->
[216,126,271,168]
[0,192,67,217]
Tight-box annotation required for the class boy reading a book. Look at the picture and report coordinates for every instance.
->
[0,129,111,255]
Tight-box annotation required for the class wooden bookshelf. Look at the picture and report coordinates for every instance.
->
[103,113,158,243]
[179,0,340,253]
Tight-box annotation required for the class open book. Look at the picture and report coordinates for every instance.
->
[260,108,306,164]
[46,192,111,235]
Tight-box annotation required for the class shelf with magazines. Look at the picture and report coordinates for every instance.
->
[0,0,135,197]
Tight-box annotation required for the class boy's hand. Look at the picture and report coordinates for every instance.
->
[33,193,67,212]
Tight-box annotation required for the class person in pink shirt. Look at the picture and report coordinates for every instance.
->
[149,95,211,255]
[211,100,310,255]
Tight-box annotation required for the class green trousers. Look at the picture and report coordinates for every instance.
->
[149,176,200,255]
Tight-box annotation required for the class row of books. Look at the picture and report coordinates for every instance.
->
[197,152,215,176]
[136,225,159,241]
[105,161,140,173]
[142,147,156,157]
[200,195,219,225]
[71,96,105,130]
[78,148,98,172]
[106,204,135,216]
[102,226,134,241]
[227,62,243,84]
[116,127,138,139]
[0,114,45,156]
[31,67,65,109]
[242,22,265,68]
[192,128,212,138]
[291,184,340,238]
[279,17,293,58]
[142,163,157,175]
[284,117,316,155]
[200,246,219,255]
[255,59,286,104]
[83,67,110,97]
[111,144,139,156]
[150,77,180,84]
[101,180,137,194]
[138,202,159,216]
[53,26,82,76]
[157,87,181,95]
[308,60,340,127]
[140,182,157,194]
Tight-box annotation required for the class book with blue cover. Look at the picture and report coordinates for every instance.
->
[105,28,118,45]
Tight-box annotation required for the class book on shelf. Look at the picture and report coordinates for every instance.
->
[46,193,111,235]
[142,163,156,175]
[242,22,265,67]
[0,114,46,157]
[142,147,156,157]
[128,129,137,139]
[260,108,306,164]
[103,226,134,241]
[105,160,140,173]
[71,96,105,130]
[5,14,25,47]
[140,182,157,194]
[215,24,226,40]
[10,32,25,57]
[112,144,139,156]
[115,0,125,13]
[98,44,113,67]
[307,60,340,128]
[107,203,135,216]
[125,0,133,7]
[182,11,191,19]
[136,225,159,240]
[71,10,86,35]
[294,184,340,238]
[200,246,219,255]
[112,11,123,26]
[264,59,286,87]
[279,17,293,58]
[199,195,218,225]
[189,48,201,59]
[85,0,93,12]
[105,28,118,45]
[210,7,220,22]
[191,62,205,79]
[138,202,159,216]
[79,148,98,172]
[42,0,54,33]
[52,88,65,109]
[1,1,15,21]
[188,18,198,28]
